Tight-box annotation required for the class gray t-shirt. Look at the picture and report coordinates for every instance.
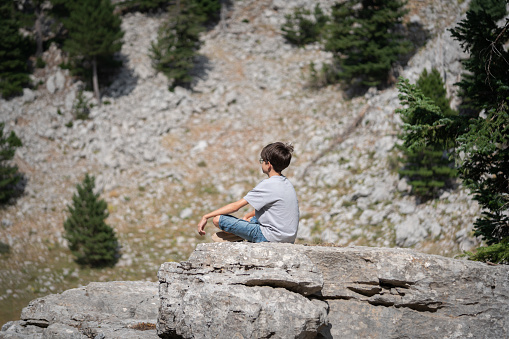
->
[244,175,299,243]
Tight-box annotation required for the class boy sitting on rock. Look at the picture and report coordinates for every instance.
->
[197,142,299,243]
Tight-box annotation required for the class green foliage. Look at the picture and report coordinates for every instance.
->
[72,90,91,120]
[398,147,457,199]
[150,0,206,90]
[449,11,509,249]
[193,0,221,23]
[397,68,458,199]
[281,4,329,46]
[397,11,509,262]
[0,0,33,98]
[0,122,23,204]
[324,0,412,88]
[0,240,10,255]
[117,0,170,13]
[64,174,119,267]
[416,68,457,118]
[60,0,123,58]
[469,0,507,22]
[54,0,123,99]
[469,238,509,264]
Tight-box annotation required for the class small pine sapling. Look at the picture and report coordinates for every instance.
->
[0,122,22,203]
[64,174,119,267]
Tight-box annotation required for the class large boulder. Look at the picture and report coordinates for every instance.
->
[0,281,158,339]
[157,243,329,338]
[158,243,509,338]
[3,244,509,338]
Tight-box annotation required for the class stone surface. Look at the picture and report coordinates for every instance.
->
[158,243,509,339]
[2,244,509,338]
[0,281,158,339]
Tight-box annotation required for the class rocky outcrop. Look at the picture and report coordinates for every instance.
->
[159,243,509,339]
[0,281,158,339]
[3,244,508,338]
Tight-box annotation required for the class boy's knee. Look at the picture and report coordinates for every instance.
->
[212,215,221,227]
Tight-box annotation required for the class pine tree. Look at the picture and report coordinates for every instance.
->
[281,4,329,46]
[449,10,509,254]
[0,122,22,203]
[193,0,221,23]
[396,10,509,263]
[469,0,507,22]
[150,0,205,90]
[64,174,119,267]
[0,0,33,98]
[16,0,49,57]
[57,0,123,103]
[398,68,458,199]
[117,0,170,13]
[325,0,411,89]
[416,68,457,118]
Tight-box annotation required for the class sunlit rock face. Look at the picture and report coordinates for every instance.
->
[158,243,509,339]
[2,243,509,338]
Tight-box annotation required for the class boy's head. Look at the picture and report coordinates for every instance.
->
[260,142,294,174]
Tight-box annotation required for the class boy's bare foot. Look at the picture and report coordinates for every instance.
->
[211,231,245,242]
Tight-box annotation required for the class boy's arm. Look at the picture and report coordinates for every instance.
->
[242,210,256,221]
[198,198,249,235]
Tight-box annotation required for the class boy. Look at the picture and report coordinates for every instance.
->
[197,142,299,243]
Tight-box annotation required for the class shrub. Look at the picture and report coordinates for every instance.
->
[325,0,411,89]
[150,0,205,90]
[0,122,23,203]
[397,68,458,200]
[281,4,329,46]
[64,174,119,267]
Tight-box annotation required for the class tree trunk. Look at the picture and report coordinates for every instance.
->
[220,0,226,31]
[92,56,101,105]
[35,7,43,57]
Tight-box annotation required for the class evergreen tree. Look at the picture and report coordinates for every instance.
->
[117,0,170,13]
[398,68,457,199]
[281,4,329,46]
[396,10,509,263]
[64,174,119,267]
[469,0,507,22]
[0,0,33,98]
[16,0,49,57]
[0,122,22,203]
[150,0,205,90]
[57,0,123,103]
[416,68,457,118]
[325,0,411,89]
[450,10,509,254]
[193,0,221,23]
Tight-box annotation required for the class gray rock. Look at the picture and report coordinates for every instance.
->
[46,75,56,94]
[395,214,427,246]
[159,243,509,338]
[21,89,36,103]
[158,243,328,338]
[4,244,509,339]
[159,283,328,339]
[1,281,158,339]
[54,70,66,92]
[179,207,193,219]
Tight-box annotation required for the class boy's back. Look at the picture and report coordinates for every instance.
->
[244,175,299,243]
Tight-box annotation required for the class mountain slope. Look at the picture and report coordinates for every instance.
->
[0,0,479,325]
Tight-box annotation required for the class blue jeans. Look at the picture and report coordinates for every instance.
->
[218,215,269,243]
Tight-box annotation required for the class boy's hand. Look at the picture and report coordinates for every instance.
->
[242,210,255,221]
[198,216,208,235]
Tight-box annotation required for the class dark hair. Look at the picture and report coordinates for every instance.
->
[260,142,294,173]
